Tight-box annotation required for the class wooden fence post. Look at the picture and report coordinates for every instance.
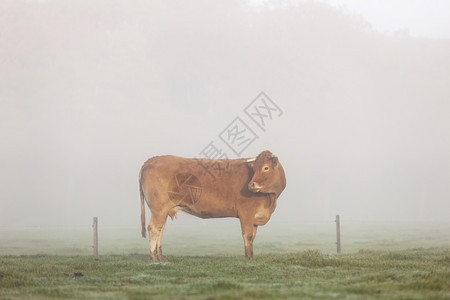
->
[335,215,341,254]
[93,217,98,256]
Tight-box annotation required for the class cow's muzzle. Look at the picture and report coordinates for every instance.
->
[248,182,261,192]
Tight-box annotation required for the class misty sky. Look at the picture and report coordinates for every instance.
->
[319,0,450,39]
[1,0,449,228]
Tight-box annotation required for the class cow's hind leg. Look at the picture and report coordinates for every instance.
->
[148,214,167,261]
[156,222,166,260]
[240,220,258,258]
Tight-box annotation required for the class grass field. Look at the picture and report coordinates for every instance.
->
[0,222,449,299]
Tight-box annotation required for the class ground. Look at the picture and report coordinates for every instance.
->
[0,222,449,299]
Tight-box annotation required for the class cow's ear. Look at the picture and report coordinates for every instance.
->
[271,155,278,168]
[246,158,256,168]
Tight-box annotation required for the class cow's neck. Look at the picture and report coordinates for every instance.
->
[266,193,278,213]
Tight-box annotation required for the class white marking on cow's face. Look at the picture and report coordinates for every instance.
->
[248,181,263,192]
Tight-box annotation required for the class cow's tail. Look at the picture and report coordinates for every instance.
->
[139,167,147,238]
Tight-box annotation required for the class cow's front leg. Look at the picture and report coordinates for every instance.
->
[240,220,258,258]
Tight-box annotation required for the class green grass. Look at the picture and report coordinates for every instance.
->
[0,249,448,299]
[0,223,449,299]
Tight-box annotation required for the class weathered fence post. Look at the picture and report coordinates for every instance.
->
[93,217,98,256]
[335,215,341,254]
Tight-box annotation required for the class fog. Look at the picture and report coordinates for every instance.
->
[1,0,449,228]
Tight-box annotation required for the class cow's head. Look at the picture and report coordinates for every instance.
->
[247,150,286,196]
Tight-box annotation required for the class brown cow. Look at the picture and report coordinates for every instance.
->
[139,150,286,261]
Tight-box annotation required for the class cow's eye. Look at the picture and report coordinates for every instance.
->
[263,166,269,171]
